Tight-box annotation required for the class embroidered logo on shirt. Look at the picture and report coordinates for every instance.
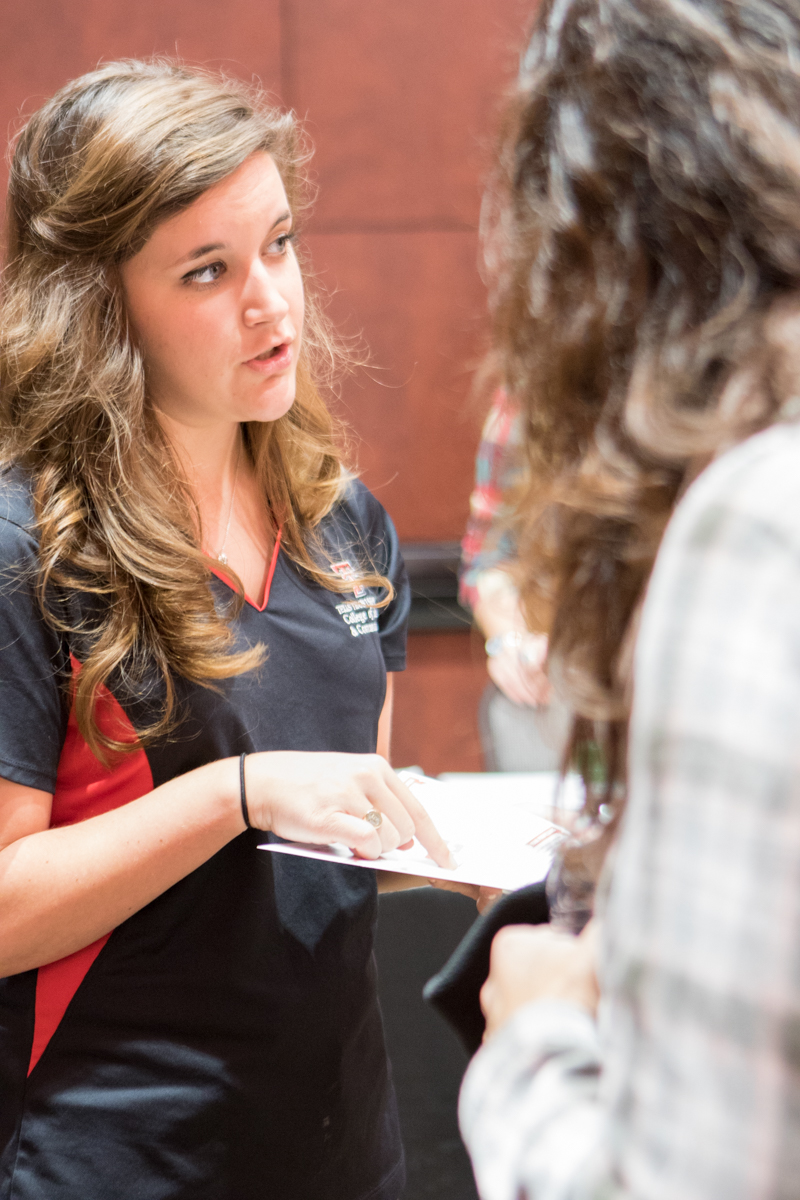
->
[331,559,366,597]
[331,560,379,637]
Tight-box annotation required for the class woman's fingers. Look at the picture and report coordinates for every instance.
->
[356,774,416,848]
[353,806,405,859]
[429,878,480,900]
[379,769,454,868]
[326,812,385,859]
[246,751,452,868]
[488,653,552,709]
[429,878,502,911]
[339,760,453,868]
[480,924,600,1039]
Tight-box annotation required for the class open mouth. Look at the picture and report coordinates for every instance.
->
[254,344,287,360]
[245,342,293,374]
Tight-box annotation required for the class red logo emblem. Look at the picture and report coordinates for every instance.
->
[331,559,366,598]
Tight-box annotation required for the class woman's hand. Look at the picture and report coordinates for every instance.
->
[487,634,552,708]
[473,570,551,707]
[481,920,600,1040]
[244,751,454,868]
[428,878,504,913]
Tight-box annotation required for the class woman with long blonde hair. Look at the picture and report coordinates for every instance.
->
[0,59,448,1200]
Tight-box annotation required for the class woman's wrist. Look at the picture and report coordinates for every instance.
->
[201,756,256,836]
[239,753,252,830]
[485,629,546,667]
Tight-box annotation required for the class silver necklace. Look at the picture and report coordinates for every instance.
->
[215,438,242,566]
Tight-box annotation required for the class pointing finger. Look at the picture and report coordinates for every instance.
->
[382,770,454,869]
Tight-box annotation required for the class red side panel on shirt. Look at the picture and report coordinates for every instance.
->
[28,657,153,1075]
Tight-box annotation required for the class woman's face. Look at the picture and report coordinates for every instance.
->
[120,152,304,432]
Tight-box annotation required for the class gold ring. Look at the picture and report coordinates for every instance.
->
[364,809,383,828]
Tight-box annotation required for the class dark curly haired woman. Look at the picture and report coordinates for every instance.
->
[459,1,800,1196]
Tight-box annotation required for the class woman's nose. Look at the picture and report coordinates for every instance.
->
[242,262,290,327]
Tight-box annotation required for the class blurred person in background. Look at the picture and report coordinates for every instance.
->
[457,0,800,1196]
[461,387,570,769]
[0,59,450,1200]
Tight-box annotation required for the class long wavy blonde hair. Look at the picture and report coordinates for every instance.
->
[0,59,386,756]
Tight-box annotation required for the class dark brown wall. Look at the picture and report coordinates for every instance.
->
[0,0,533,772]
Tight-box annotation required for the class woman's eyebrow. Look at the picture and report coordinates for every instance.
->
[182,241,226,264]
[177,213,291,267]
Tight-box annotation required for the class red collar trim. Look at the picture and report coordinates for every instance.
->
[209,529,282,613]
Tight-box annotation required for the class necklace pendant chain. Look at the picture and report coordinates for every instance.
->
[215,436,242,566]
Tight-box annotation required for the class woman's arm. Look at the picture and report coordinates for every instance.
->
[461,391,550,707]
[0,744,451,976]
[459,923,607,1200]
[377,673,394,761]
[473,570,550,707]
[0,764,241,975]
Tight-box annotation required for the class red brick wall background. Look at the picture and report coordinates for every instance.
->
[0,0,533,774]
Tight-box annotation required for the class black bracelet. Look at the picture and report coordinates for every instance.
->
[239,752,252,830]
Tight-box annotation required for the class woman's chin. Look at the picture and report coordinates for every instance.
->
[243,380,297,424]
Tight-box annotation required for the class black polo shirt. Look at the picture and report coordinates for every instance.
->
[0,470,408,1200]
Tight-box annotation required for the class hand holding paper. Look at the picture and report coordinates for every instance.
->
[260,771,574,891]
[242,751,453,866]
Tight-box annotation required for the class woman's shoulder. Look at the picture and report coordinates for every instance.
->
[321,477,403,580]
[0,465,39,560]
[668,422,800,554]
[641,422,800,657]
[332,477,389,524]
[326,477,396,544]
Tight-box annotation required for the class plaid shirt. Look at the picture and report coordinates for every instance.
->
[460,421,800,1200]
[459,390,526,610]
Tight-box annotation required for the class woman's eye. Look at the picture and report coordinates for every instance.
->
[183,261,225,285]
[268,232,295,256]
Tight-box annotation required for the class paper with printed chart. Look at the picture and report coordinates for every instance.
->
[259,770,581,891]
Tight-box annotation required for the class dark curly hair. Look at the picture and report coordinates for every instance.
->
[485,0,800,822]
